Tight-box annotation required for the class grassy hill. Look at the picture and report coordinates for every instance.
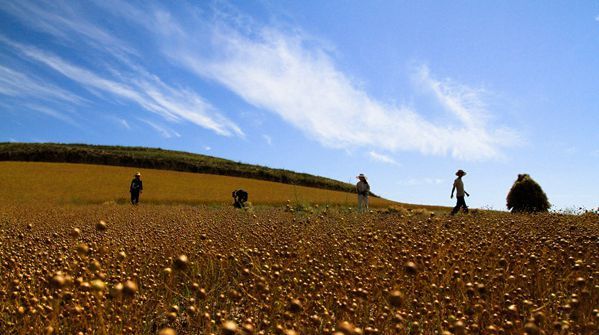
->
[0,142,364,195]
[0,161,398,207]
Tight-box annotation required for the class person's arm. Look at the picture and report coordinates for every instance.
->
[465,189,469,197]
[451,185,455,198]
[139,180,143,192]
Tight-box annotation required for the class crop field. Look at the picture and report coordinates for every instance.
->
[0,162,398,208]
[1,204,597,334]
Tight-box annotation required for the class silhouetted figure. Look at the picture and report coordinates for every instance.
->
[232,189,248,208]
[450,169,469,215]
[356,173,370,212]
[130,172,143,205]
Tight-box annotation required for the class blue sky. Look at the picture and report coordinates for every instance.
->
[1,1,598,210]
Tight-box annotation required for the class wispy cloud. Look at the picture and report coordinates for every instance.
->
[25,104,79,127]
[262,134,273,145]
[368,151,401,166]
[0,1,243,138]
[0,1,138,59]
[141,119,180,139]
[118,118,131,129]
[173,25,518,160]
[0,36,243,137]
[0,65,84,104]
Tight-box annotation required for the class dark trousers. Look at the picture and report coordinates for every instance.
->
[130,191,140,205]
[451,196,468,215]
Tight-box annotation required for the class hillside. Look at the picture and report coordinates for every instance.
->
[0,142,366,195]
[0,162,397,207]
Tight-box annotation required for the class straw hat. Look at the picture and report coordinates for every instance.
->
[356,173,367,180]
[135,172,141,177]
[455,169,466,176]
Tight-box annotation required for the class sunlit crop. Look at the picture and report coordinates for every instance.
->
[0,204,597,334]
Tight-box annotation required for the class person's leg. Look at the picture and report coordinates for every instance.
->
[130,192,135,204]
[357,195,363,212]
[457,196,467,213]
[365,196,369,210]
[451,198,460,215]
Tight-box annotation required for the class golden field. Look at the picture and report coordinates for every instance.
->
[0,162,396,207]
[0,204,597,334]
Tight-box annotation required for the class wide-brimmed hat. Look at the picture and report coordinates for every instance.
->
[455,169,466,176]
[356,173,367,180]
[135,172,141,176]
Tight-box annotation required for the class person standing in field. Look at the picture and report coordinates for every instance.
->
[450,169,469,215]
[356,173,370,212]
[130,172,143,205]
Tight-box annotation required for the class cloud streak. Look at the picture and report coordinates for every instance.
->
[174,26,518,160]
[0,65,84,104]
[0,36,243,137]
[141,119,181,139]
[368,151,401,166]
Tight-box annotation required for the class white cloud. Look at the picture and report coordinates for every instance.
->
[25,104,79,127]
[141,119,181,139]
[262,134,273,145]
[0,65,84,104]
[204,146,212,151]
[595,15,599,22]
[119,118,131,129]
[368,151,401,166]
[174,26,518,160]
[0,36,243,137]
[0,1,138,59]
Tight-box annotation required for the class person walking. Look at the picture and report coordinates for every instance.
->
[356,173,370,212]
[130,172,143,205]
[450,169,469,215]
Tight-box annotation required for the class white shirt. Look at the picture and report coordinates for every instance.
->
[453,177,465,197]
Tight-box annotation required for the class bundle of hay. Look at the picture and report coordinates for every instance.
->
[506,174,550,213]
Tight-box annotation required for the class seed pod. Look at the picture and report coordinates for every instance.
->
[222,320,238,335]
[388,290,404,307]
[404,261,418,275]
[50,273,66,289]
[70,228,81,238]
[173,255,189,270]
[158,328,176,335]
[122,280,138,298]
[90,279,105,292]
[109,283,124,298]
[76,243,90,256]
[96,220,107,231]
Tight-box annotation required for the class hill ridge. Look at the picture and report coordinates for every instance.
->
[0,142,374,196]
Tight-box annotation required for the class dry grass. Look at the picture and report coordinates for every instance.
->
[0,162,395,207]
[0,204,597,334]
